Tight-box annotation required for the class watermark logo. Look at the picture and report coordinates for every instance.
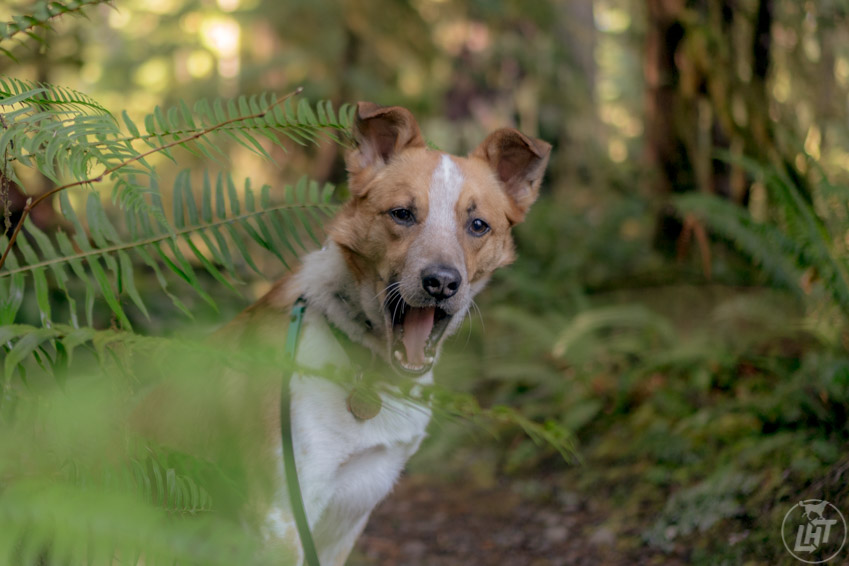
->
[782,499,846,564]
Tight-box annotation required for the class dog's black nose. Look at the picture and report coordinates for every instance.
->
[421,266,461,300]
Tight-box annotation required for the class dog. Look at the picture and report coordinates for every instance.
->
[799,499,830,522]
[225,101,550,565]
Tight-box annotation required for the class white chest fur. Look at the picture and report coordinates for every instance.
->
[268,310,431,565]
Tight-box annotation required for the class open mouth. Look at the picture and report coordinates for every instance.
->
[386,294,452,376]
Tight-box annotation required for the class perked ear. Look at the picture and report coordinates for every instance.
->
[471,128,551,223]
[346,102,426,177]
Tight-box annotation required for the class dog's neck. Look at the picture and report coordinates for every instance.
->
[294,242,388,362]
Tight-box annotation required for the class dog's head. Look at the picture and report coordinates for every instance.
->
[330,102,550,376]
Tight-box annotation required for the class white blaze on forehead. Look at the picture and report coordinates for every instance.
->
[427,154,464,233]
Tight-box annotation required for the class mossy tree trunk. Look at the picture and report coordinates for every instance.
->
[643,0,798,259]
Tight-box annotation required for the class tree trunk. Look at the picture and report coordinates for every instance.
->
[644,0,695,255]
[556,0,599,191]
[643,0,794,257]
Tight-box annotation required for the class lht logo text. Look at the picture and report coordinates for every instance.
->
[782,499,846,564]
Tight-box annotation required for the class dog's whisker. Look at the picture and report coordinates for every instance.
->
[462,305,474,348]
[472,300,485,334]
[384,288,404,316]
[374,281,401,303]
[391,293,405,325]
[387,288,403,307]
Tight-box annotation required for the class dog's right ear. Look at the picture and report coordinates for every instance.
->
[471,128,551,224]
[346,102,426,186]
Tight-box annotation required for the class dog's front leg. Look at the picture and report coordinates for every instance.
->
[312,512,371,566]
[262,506,307,565]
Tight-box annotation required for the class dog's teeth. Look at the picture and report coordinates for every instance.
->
[394,350,403,361]
[425,356,434,364]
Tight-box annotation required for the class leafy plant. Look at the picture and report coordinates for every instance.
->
[0,334,274,565]
[0,0,111,58]
[0,79,352,372]
[0,75,352,256]
[0,2,358,562]
[675,154,849,324]
[0,5,581,564]
[644,467,759,552]
[1,174,336,330]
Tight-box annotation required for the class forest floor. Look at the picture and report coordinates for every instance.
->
[345,285,843,566]
[350,472,689,566]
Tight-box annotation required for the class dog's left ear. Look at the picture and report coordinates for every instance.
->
[346,102,426,181]
[471,129,551,223]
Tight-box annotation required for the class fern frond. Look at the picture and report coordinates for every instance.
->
[0,76,121,188]
[0,325,275,564]
[0,174,337,329]
[768,166,849,316]
[1,109,124,186]
[415,382,580,464]
[552,304,677,360]
[111,94,355,160]
[693,153,849,317]
[1,85,347,221]
[0,480,261,566]
[805,154,849,236]
[0,76,111,115]
[126,449,215,516]
[675,192,806,294]
[0,321,228,384]
[0,1,112,57]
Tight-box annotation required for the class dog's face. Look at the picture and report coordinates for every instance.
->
[331,102,550,376]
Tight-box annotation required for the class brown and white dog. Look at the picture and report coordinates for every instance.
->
[234,102,550,565]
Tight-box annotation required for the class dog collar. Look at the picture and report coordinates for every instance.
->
[325,319,385,421]
[288,298,383,421]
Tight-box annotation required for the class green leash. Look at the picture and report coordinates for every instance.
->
[280,296,322,566]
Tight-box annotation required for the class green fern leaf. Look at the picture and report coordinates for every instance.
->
[12,233,52,325]
[1,173,338,327]
[675,192,805,293]
[0,480,262,566]
[697,153,849,317]
[4,326,60,378]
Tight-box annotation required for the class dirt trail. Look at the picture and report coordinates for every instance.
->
[350,474,685,566]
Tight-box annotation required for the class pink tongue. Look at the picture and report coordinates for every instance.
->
[402,307,435,366]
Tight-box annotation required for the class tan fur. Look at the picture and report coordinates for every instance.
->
[332,149,443,285]
[329,143,545,308]
[138,102,551,565]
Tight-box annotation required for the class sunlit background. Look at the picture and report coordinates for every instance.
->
[5,1,848,220]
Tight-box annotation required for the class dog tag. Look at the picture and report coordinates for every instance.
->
[346,384,382,421]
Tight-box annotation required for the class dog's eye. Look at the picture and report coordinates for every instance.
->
[468,218,490,237]
[389,208,416,226]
